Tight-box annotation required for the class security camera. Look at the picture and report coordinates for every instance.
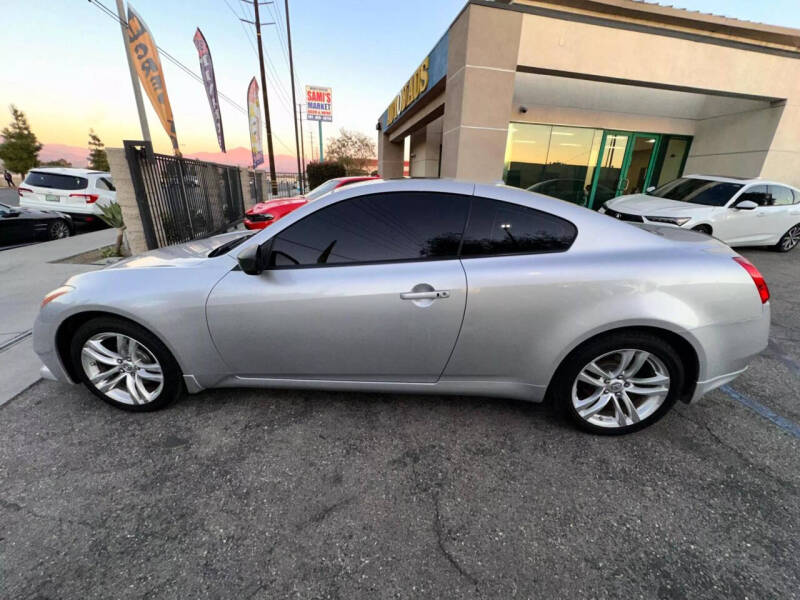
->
[519,106,528,114]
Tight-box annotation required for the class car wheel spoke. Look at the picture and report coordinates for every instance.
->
[613,350,637,377]
[623,351,650,378]
[97,371,126,393]
[578,392,612,419]
[620,392,640,423]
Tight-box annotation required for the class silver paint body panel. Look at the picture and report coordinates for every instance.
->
[33,179,769,404]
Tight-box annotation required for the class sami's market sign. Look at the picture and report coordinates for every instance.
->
[306,86,332,122]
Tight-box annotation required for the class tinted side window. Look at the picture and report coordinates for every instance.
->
[96,177,116,191]
[739,185,773,206]
[461,197,577,257]
[269,192,470,267]
[770,186,795,206]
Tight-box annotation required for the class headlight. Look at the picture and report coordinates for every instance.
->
[646,216,691,227]
[41,285,74,308]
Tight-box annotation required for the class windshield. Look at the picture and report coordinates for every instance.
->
[647,178,743,207]
[305,178,341,201]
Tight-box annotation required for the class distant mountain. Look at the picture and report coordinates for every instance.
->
[185,147,303,172]
[39,144,89,167]
[38,143,303,173]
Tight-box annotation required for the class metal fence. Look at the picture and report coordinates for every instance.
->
[124,140,245,249]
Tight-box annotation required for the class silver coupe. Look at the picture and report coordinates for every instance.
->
[33,179,770,434]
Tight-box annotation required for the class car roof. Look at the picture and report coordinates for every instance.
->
[27,167,108,176]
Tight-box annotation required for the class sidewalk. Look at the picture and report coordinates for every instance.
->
[0,228,116,405]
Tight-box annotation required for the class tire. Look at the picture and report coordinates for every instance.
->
[691,225,712,236]
[48,219,71,240]
[550,331,684,435]
[70,317,183,411]
[773,224,800,253]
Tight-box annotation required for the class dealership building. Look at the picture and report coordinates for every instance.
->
[376,0,800,209]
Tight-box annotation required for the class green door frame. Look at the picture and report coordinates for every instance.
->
[587,131,662,209]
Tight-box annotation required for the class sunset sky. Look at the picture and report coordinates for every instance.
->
[1,0,799,166]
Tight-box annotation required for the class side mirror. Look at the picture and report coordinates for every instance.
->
[734,200,758,210]
[237,244,263,275]
[646,186,656,193]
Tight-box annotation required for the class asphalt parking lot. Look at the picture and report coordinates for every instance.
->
[2,248,799,599]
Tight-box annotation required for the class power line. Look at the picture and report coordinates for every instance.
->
[88,0,297,155]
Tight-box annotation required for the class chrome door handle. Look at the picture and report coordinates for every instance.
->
[400,290,450,300]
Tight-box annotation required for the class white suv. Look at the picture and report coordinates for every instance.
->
[18,168,116,225]
[601,175,800,251]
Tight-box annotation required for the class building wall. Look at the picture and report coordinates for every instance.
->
[514,10,800,185]
[409,118,443,177]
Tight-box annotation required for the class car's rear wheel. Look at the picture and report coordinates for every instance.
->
[48,219,71,240]
[551,332,684,435]
[774,224,800,252]
[70,317,182,411]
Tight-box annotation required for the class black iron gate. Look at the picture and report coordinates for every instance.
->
[124,140,245,249]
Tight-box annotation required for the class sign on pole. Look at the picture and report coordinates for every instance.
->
[193,28,226,153]
[126,4,179,154]
[247,77,264,168]
[305,86,332,122]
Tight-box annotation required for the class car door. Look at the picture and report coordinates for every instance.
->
[769,185,799,243]
[0,204,25,244]
[206,191,471,382]
[719,185,772,244]
[443,194,579,386]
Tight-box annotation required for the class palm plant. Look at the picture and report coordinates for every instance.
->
[96,202,128,257]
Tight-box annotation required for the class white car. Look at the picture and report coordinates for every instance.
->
[601,175,800,251]
[18,168,116,225]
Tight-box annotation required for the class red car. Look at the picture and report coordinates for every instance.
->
[244,176,380,230]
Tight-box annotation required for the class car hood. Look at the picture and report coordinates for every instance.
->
[247,196,307,214]
[104,231,246,270]
[608,194,709,215]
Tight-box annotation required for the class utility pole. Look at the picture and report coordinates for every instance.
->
[298,103,306,192]
[284,0,303,194]
[245,0,278,194]
[309,129,315,162]
[115,0,150,141]
[318,121,324,162]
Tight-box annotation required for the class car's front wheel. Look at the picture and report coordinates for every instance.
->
[774,224,800,252]
[551,332,684,435]
[70,317,183,411]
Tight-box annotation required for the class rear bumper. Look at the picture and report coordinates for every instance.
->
[687,304,770,403]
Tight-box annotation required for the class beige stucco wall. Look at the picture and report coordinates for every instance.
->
[516,11,800,186]
[409,118,443,177]
[441,5,523,181]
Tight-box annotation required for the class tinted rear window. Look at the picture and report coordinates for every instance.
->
[647,178,742,206]
[24,171,88,191]
[461,196,577,256]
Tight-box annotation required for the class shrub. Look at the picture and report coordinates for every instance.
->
[306,160,346,191]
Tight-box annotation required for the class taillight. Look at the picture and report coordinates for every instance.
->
[69,193,99,204]
[18,187,32,197]
[734,256,769,303]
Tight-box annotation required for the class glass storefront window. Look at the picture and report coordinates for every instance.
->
[504,123,693,209]
[504,123,603,206]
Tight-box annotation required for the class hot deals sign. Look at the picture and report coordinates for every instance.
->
[306,85,332,122]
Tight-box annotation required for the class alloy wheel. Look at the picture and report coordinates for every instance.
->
[781,226,800,251]
[80,333,164,405]
[51,220,70,239]
[571,349,671,429]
